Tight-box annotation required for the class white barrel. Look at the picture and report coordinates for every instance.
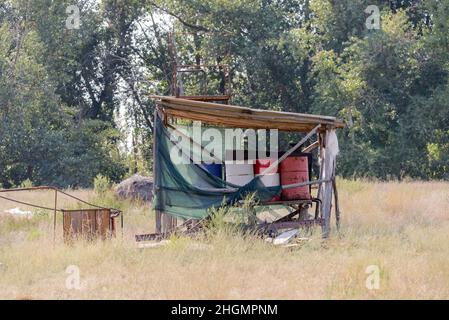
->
[256,173,280,187]
[224,150,255,186]
[226,174,254,186]
[225,163,254,177]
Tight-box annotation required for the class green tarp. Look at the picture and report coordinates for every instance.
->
[153,113,282,220]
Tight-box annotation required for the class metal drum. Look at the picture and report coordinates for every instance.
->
[280,154,311,200]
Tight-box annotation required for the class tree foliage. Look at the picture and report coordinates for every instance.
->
[1,0,449,187]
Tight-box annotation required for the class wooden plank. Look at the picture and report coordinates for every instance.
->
[260,125,320,175]
[160,101,337,125]
[273,229,299,245]
[177,95,231,102]
[302,140,319,153]
[152,95,344,125]
[162,108,318,132]
[159,101,335,126]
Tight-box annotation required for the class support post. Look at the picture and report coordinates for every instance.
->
[153,108,177,234]
[316,132,324,219]
[53,189,58,243]
[154,109,162,234]
[332,177,341,231]
[321,130,336,238]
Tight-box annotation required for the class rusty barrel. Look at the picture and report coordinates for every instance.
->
[280,153,312,200]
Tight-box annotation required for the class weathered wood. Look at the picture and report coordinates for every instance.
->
[155,210,162,234]
[154,109,163,234]
[161,213,177,233]
[161,107,319,132]
[149,96,343,238]
[151,96,345,132]
[155,109,178,234]
[332,177,341,231]
[321,130,336,238]
[177,95,231,102]
[160,101,334,125]
[302,140,320,153]
[316,132,325,218]
[152,95,344,124]
[53,189,58,243]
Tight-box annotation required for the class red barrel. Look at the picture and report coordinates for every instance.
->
[280,156,308,173]
[280,155,311,200]
[255,158,280,201]
[254,158,279,174]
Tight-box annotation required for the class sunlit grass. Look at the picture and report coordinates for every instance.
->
[0,180,448,299]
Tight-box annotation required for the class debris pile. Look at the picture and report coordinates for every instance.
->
[115,174,153,202]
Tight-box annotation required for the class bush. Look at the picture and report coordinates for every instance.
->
[205,193,258,237]
[94,174,112,195]
[20,179,33,189]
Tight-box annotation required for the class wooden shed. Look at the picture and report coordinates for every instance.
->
[143,95,345,240]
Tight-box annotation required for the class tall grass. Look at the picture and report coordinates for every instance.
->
[0,180,448,299]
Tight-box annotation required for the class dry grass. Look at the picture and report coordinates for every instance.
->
[0,180,448,300]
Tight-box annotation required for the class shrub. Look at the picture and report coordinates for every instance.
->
[94,174,112,195]
[20,179,33,188]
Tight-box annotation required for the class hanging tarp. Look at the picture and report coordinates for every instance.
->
[153,114,282,219]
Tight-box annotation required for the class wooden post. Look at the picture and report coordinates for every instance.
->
[53,189,58,243]
[154,108,177,234]
[321,129,335,238]
[332,177,341,231]
[154,109,162,234]
[316,132,325,219]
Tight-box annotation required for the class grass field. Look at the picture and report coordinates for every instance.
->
[0,180,448,299]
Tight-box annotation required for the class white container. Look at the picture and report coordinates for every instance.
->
[256,173,280,187]
[225,163,254,177]
[226,174,254,186]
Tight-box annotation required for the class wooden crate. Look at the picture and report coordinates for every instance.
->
[62,209,115,243]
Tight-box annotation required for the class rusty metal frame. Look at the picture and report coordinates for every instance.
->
[0,186,122,243]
